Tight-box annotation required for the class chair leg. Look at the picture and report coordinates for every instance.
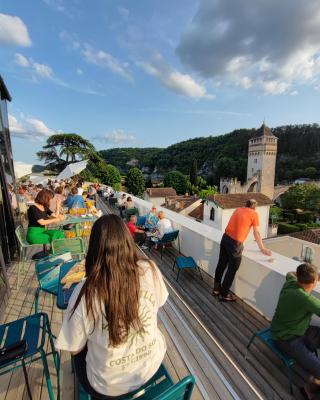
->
[40,349,55,400]
[176,269,181,281]
[34,288,40,314]
[22,358,33,400]
[244,334,256,359]
[172,260,176,271]
[197,266,203,280]
[287,364,293,394]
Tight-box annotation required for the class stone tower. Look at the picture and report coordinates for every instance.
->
[247,123,278,199]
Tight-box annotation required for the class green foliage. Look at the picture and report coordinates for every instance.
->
[126,168,145,196]
[296,211,315,223]
[164,171,188,195]
[99,124,320,184]
[199,186,218,200]
[269,206,282,223]
[190,159,198,186]
[282,184,320,212]
[278,223,300,234]
[37,133,96,172]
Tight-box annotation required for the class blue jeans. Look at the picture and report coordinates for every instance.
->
[275,326,320,379]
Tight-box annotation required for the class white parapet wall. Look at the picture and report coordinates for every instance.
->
[116,192,320,322]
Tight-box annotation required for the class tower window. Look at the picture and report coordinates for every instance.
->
[254,158,257,163]
[210,207,215,221]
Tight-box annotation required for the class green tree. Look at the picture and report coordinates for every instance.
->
[190,159,198,186]
[304,167,317,179]
[37,133,96,172]
[282,184,320,212]
[198,186,218,200]
[126,167,145,196]
[164,171,188,194]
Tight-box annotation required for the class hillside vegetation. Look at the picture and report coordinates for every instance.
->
[100,124,320,185]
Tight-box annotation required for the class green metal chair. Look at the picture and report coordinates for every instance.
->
[34,252,73,313]
[0,312,60,400]
[15,225,43,289]
[79,363,195,400]
[246,328,295,393]
[125,207,140,221]
[51,237,85,260]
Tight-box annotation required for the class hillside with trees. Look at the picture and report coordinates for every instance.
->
[100,124,320,185]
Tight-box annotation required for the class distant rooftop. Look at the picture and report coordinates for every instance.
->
[252,122,276,138]
[162,195,199,213]
[290,229,320,245]
[207,193,272,209]
[0,75,12,102]
[145,187,177,197]
[188,203,204,220]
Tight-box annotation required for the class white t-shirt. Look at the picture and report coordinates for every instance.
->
[157,218,173,238]
[55,260,168,396]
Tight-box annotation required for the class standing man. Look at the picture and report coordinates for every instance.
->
[213,199,272,302]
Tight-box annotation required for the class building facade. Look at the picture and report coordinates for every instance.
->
[0,76,16,303]
[220,123,278,200]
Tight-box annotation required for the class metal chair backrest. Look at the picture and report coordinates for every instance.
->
[160,230,180,244]
[137,215,147,226]
[15,225,28,247]
[154,375,195,400]
[51,238,85,258]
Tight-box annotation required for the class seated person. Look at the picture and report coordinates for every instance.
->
[56,214,168,399]
[125,196,134,210]
[27,189,65,244]
[64,187,86,210]
[127,215,148,249]
[271,263,320,398]
[49,186,65,214]
[145,206,159,231]
[157,211,173,239]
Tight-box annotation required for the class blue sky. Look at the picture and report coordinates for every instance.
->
[1,0,320,165]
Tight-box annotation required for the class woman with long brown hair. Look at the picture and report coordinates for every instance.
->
[26,189,65,244]
[56,214,168,399]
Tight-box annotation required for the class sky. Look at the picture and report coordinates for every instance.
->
[1,0,320,165]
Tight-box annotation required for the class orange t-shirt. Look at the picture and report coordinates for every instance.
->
[225,207,259,243]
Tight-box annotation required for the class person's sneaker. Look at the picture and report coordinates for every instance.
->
[140,245,148,250]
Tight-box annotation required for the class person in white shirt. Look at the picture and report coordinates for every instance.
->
[157,211,173,239]
[55,214,168,399]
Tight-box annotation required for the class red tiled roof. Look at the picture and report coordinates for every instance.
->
[207,193,272,209]
[162,196,199,212]
[290,229,320,245]
[189,203,204,220]
[145,187,177,197]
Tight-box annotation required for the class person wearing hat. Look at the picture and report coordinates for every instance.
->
[213,199,272,302]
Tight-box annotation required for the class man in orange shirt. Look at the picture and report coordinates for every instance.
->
[213,199,272,302]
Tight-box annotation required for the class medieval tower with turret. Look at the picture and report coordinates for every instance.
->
[220,123,278,199]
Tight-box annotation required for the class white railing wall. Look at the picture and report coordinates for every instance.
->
[116,192,320,322]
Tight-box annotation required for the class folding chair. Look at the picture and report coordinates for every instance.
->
[149,230,180,259]
[0,313,60,400]
[52,237,85,260]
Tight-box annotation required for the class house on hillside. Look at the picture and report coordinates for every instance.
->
[143,187,177,206]
[203,193,272,241]
[162,195,201,216]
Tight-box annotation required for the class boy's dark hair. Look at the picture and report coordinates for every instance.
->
[297,263,319,284]
[71,187,78,195]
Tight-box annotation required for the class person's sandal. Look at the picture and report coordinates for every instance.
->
[212,289,220,296]
[220,294,237,302]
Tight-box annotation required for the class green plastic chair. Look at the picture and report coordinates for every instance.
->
[0,312,60,400]
[34,252,73,313]
[52,237,86,260]
[79,363,195,400]
[15,225,43,288]
[125,207,140,221]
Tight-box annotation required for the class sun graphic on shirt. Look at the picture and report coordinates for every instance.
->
[127,305,152,347]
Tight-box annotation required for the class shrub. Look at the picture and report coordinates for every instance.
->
[278,223,300,234]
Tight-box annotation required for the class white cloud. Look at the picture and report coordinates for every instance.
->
[94,130,137,145]
[137,53,214,99]
[60,31,133,82]
[14,53,29,67]
[9,114,54,141]
[117,6,129,20]
[76,68,83,75]
[32,62,54,79]
[43,0,65,12]
[290,90,299,96]
[176,0,320,94]
[0,13,31,47]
